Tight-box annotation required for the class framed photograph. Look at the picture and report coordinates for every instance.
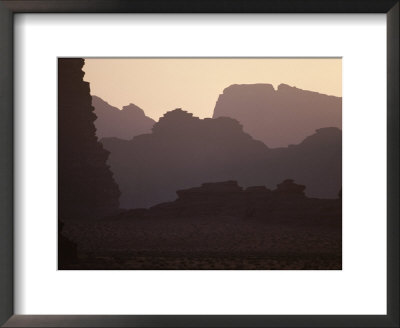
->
[0,1,398,327]
[58,56,343,271]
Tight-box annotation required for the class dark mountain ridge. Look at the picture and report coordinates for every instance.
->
[101,109,341,209]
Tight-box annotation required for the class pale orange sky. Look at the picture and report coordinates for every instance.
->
[83,58,341,120]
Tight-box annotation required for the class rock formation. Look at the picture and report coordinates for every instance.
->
[102,109,341,209]
[213,83,341,148]
[118,179,341,225]
[92,95,155,139]
[58,58,120,220]
[275,179,306,195]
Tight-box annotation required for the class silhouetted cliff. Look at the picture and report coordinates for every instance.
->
[213,83,341,147]
[58,58,120,220]
[92,96,155,139]
[102,109,341,209]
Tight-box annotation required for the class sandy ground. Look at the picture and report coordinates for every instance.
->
[62,215,341,270]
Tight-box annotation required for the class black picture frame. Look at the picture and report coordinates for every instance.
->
[0,1,398,327]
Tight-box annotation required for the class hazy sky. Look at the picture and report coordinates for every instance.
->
[83,58,341,120]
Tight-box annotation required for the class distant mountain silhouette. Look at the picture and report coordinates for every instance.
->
[213,83,341,148]
[92,95,155,139]
[102,109,341,209]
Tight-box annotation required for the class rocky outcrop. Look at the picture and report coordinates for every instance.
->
[173,180,305,210]
[213,83,341,148]
[118,179,340,223]
[176,181,243,200]
[92,95,155,139]
[102,109,341,209]
[275,179,305,195]
[58,58,120,220]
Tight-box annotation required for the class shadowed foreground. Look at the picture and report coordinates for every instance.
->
[61,180,341,270]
